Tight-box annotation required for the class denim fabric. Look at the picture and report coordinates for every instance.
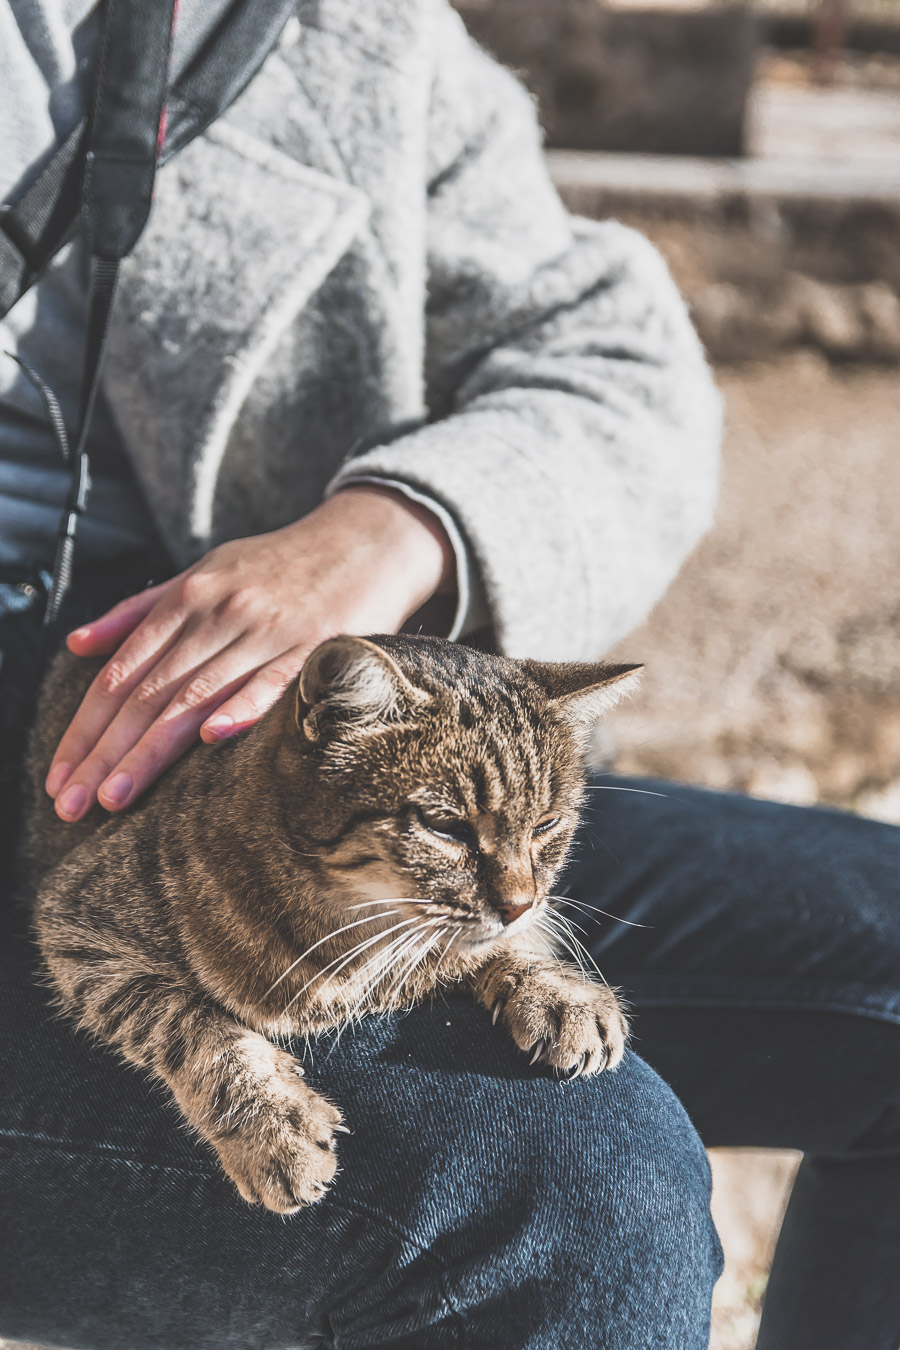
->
[1,574,898,1349]
[559,780,900,1350]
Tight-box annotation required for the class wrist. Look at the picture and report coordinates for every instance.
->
[317,484,457,619]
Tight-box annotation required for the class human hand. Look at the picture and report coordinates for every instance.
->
[45,486,455,821]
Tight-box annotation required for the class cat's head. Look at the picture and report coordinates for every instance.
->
[281,634,640,954]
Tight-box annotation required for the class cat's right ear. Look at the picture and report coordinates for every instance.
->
[522,659,643,750]
[296,636,429,741]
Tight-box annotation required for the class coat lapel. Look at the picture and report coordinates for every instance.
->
[104,118,369,563]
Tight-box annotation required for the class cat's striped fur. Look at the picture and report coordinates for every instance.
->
[25,635,640,1213]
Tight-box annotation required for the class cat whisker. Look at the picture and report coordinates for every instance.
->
[530,915,568,978]
[543,909,614,990]
[350,922,440,1020]
[538,908,598,981]
[550,910,592,940]
[384,925,448,1005]
[583,786,668,798]
[547,894,652,930]
[337,919,448,1033]
[433,926,463,983]
[264,909,401,997]
[327,923,437,1045]
[340,938,414,1025]
[346,898,431,910]
[341,921,439,1021]
[533,913,588,984]
[304,912,448,1017]
[281,915,423,1014]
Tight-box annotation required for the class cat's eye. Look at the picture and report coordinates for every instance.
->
[417,809,477,850]
[532,816,560,838]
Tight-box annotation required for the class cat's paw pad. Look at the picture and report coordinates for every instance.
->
[493,979,628,1078]
[212,1075,344,1215]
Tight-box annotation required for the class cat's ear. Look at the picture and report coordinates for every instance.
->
[296,636,429,740]
[523,661,643,740]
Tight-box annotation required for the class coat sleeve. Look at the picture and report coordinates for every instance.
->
[327,3,721,661]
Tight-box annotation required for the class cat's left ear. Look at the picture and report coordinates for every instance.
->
[522,660,643,742]
[296,636,429,740]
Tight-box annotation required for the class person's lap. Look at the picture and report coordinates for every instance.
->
[0,903,719,1350]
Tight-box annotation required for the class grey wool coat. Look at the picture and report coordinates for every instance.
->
[102,0,722,660]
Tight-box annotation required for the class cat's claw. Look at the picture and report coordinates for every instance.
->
[560,1049,596,1080]
[485,971,628,1078]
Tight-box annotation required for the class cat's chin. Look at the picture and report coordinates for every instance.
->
[461,923,523,951]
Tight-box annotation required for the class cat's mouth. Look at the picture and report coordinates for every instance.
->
[458,903,543,948]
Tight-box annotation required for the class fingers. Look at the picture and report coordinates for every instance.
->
[43,497,446,822]
[47,603,186,802]
[94,683,243,814]
[101,655,305,809]
[200,650,306,743]
[51,636,251,819]
[66,580,176,656]
[90,653,303,812]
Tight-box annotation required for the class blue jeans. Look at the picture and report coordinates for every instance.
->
[1,574,898,1350]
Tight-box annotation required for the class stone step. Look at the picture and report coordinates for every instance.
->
[547,148,900,213]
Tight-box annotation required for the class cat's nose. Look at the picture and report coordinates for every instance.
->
[495,899,533,925]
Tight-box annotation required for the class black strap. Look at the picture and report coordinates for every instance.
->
[82,0,177,260]
[0,0,299,319]
[36,0,177,631]
[44,256,121,628]
[0,122,86,316]
[163,0,300,162]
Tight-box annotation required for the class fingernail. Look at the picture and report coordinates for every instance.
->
[204,714,234,739]
[101,772,133,806]
[68,626,91,641]
[57,784,87,819]
[46,762,72,797]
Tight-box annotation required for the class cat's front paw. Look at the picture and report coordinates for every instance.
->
[491,975,628,1079]
[210,1061,346,1214]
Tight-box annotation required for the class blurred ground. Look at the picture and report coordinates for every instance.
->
[582,48,900,1348]
[708,1150,801,1350]
[610,354,900,814]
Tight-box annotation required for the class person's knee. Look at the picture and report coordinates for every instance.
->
[311,1003,722,1346]
[512,1051,724,1328]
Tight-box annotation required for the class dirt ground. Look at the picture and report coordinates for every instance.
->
[610,354,900,813]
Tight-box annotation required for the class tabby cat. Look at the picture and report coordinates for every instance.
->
[25,634,640,1214]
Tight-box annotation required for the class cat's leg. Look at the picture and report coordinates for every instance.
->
[471,947,629,1078]
[42,943,343,1213]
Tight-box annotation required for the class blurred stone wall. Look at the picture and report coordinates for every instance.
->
[452,0,759,154]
